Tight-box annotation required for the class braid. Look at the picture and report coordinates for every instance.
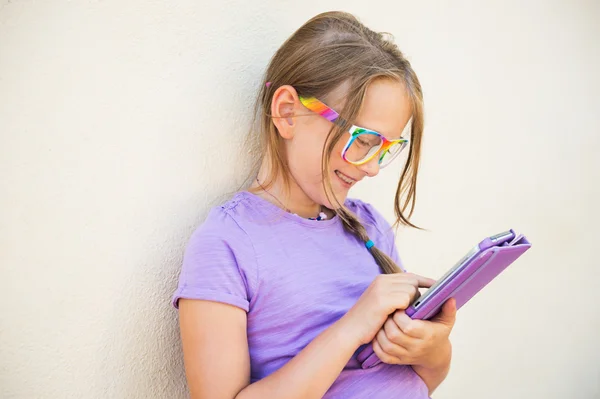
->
[337,207,402,275]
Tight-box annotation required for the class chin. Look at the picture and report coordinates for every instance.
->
[323,187,350,209]
[318,171,349,207]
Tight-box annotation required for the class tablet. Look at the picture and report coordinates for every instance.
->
[405,229,531,320]
[356,229,531,369]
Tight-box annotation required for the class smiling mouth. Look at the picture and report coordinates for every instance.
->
[335,170,356,186]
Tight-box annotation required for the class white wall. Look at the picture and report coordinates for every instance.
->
[1,1,598,398]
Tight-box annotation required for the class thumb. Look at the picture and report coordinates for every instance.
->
[432,298,457,326]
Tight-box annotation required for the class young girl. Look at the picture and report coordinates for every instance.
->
[172,11,457,399]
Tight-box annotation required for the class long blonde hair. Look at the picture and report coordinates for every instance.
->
[246,11,424,274]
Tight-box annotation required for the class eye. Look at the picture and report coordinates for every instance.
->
[356,137,371,147]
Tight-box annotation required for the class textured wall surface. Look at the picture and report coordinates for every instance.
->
[1,1,599,398]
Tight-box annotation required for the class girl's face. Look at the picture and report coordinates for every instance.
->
[272,79,413,209]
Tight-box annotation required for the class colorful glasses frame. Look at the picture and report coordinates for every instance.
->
[297,96,409,167]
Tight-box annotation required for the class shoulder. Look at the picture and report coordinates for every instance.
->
[185,194,256,260]
[174,195,259,310]
[191,191,257,237]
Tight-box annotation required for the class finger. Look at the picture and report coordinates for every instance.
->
[411,289,422,304]
[376,327,399,357]
[391,273,436,288]
[388,290,414,311]
[432,298,457,326]
[393,310,428,339]
[383,317,415,350]
[410,273,437,288]
[372,336,402,365]
[394,284,420,306]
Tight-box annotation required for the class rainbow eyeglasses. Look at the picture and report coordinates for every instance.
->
[298,96,410,168]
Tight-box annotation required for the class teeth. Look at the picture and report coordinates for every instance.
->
[336,170,355,185]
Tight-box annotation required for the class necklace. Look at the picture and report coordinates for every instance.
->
[255,178,328,221]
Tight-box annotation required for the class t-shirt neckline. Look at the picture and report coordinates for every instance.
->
[236,191,342,228]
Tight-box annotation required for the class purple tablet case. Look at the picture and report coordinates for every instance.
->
[356,229,531,369]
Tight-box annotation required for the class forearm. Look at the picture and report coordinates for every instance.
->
[412,340,452,396]
[235,314,360,399]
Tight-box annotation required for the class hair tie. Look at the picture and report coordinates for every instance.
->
[265,81,272,87]
[365,240,374,249]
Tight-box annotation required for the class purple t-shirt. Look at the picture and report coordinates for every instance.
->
[172,191,430,398]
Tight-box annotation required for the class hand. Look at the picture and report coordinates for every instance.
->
[343,273,436,346]
[372,298,457,369]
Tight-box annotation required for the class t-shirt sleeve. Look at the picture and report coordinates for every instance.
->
[355,200,407,273]
[171,207,257,312]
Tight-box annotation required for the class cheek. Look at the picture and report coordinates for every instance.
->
[291,137,323,164]
[316,136,349,179]
[286,125,349,189]
[314,135,346,164]
[285,131,326,178]
[328,134,348,168]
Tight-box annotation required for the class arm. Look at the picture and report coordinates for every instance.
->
[179,299,362,399]
[179,273,436,399]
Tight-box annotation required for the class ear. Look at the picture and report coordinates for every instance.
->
[270,85,299,140]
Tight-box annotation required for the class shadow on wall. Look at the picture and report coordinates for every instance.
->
[94,171,247,397]
[96,195,198,398]
[86,5,294,396]
[92,125,265,398]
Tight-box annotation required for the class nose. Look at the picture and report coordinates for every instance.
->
[357,155,380,177]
